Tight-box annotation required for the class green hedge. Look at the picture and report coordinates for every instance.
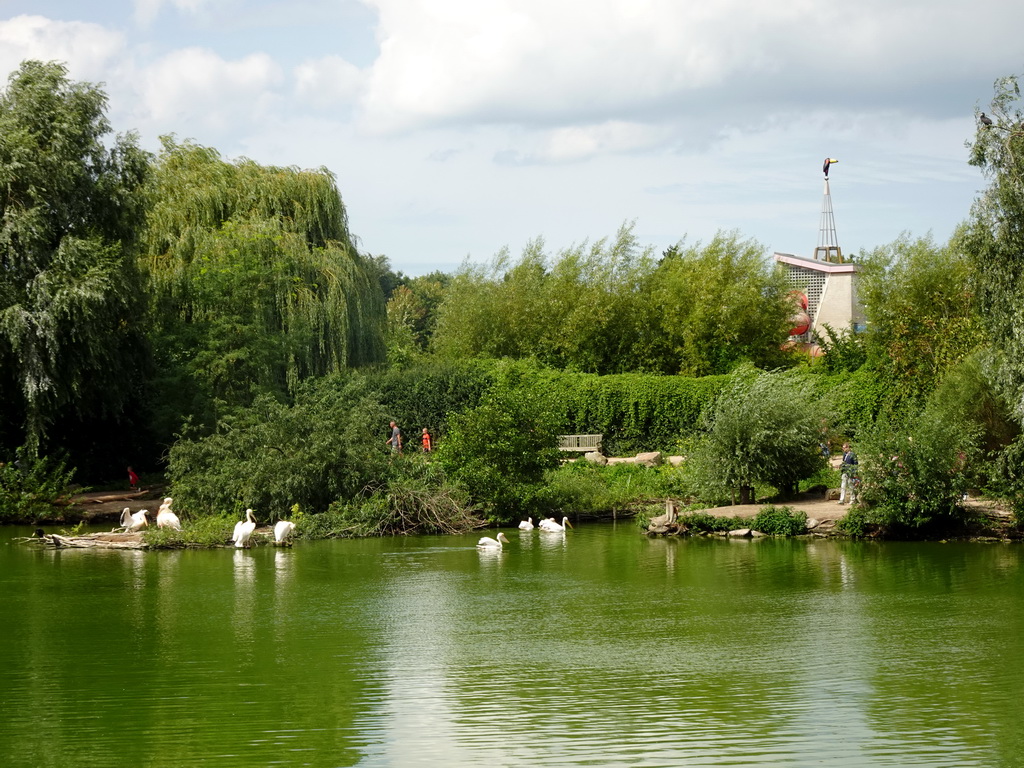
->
[369,359,896,457]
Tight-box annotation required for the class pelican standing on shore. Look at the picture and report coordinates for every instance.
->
[120,507,148,532]
[232,509,257,548]
[156,497,181,530]
[274,519,296,545]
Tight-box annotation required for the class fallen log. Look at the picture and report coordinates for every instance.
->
[19,531,148,550]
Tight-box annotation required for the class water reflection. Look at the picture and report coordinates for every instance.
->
[232,549,256,645]
[1,527,1022,767]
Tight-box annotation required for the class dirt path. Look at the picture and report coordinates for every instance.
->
[691,493,1013,531]
[63,488,166,522]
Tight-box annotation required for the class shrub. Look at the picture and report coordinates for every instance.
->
[856,407,981,530]
[835,505,871,537]
[751,505,808,536]
[987,435,1024,524]
[143,514,237,548]
[685,368,826,503]
[0,449,78,522]
[167,373,389,517]
[438,370,562,522]
[677,511,739,533]
[542,461,690,516]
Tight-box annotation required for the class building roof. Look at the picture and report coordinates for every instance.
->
[773,252,860,274]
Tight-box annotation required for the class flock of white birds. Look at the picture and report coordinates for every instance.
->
[476,516,573,549]
[118,498,297,547]
[118,499,565,551]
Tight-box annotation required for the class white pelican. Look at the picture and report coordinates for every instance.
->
[156,499,181,530]
[232,508,257,548]
[518,517,534,531]
[120,507,148,532]
[274,520,296,545]
[539,516,572,532]
[477,532,510,549]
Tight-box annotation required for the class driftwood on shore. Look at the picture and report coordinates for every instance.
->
[20,531,148,550]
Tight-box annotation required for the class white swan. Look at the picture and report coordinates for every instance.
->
[518,517,534,531]
[232,508,257,548]
[120,507,148,532]
[156,499,181,530]
[477,532,510,549]
[273,520,296,544]
[539,516,572,532]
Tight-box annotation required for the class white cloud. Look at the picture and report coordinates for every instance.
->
[498,121,676,164]
[357,0,1024,134]
[294,55,364,109]
[134,47,283,134]
[133,0,231,27]
[0,14,124,82]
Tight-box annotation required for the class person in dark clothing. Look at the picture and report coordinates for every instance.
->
[838,443,858,504]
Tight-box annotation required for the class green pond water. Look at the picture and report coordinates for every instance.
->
[1,523,1023,768]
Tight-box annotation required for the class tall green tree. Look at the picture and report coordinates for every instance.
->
[431,224,791,375]
[142,139,386,437]
[652,232,792,376]
[963,75,1024,421]
[858,234,983,401]
[0,60,149,456]
[685,368,825,503]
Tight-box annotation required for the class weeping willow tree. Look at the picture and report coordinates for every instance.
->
[0,61,150,457]
[142,138,385,438]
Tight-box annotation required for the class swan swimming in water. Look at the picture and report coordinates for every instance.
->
[232,508,257,548]
[274,520,296,544]
[518,517,534,531]
[120,507,148,533]
[477,532,510,549]
[539,516,572,532]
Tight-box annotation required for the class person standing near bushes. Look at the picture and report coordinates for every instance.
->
[385,421,402,455]
[838,443,858,504]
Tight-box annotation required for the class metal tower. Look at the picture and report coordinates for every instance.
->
[813,158,843,263]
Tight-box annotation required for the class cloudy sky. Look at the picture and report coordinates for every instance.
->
[1,1,1019,275]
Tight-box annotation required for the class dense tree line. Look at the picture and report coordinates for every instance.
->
[1,61,385,478]
[4,59,1024,536]
[424,225,794,376]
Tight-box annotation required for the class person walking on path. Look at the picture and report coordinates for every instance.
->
[385,421,402,455]
[838,443,858,504]
[127,466,139,490]
[421,427,432,453]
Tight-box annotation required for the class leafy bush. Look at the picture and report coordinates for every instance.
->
[542,460,690,516]
[677,511,740,533]
[366,357,732,455]
[167,373,389,517]
[438,371,562,522]
[857,407,981,529]
[835,506,871,537]
[685,368,826,503]
[143,514,238,548]
[814,323,867,373]
[0,449,78,522]
[751,505,808,536]
[986,435,1024,524]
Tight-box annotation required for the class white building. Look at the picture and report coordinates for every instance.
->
[773,160,865,349]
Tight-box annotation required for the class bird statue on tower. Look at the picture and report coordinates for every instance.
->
[823,157,838,178]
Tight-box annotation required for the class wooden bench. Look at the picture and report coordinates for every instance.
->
[558,434,603,452]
